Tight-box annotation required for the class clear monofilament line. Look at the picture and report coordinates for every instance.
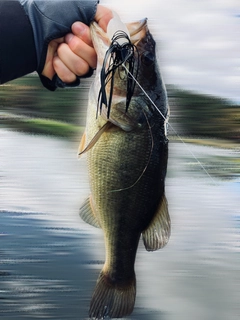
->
[122,64,217,185]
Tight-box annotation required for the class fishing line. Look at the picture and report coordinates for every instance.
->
[122,64,217,184]
[108,110,154,193]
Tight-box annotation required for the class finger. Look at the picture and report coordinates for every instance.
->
[57,42,90,76]
[71,22,93,46]
[53,55,77,83]
[42,37,64,79]
[95,5,113,32]
[64,35,97,69]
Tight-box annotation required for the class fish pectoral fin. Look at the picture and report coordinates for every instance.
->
[78,131,86,157]
[79,196,101,228]
[78,122,113,157]
[142,193,171,251]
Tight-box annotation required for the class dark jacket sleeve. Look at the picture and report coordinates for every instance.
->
[0,0,98,90]
[0,0,37,84]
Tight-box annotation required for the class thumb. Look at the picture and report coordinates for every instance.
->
[94,5,113,32]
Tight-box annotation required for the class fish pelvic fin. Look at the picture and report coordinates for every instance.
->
[89,271,136,319]
[142,193,171,251]
[79,197,101,228]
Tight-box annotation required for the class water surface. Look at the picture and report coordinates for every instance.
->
[0,129,239,319]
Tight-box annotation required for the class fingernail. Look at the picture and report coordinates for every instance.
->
[65,33,74,43]
[73,22,86,36]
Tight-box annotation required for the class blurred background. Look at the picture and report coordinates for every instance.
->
[0,1,239,319]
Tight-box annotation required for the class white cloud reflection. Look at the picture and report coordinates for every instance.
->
[101,0,240,102]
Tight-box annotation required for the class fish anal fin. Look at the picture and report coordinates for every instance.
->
[142,193,171,251]
[79,196,101,228]
[89,270,136,319]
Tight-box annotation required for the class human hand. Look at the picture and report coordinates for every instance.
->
[42,5,113,84]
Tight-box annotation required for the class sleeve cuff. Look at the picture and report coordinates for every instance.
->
[39,68,94,91]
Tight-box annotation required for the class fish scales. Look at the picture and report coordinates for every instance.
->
[79,16,170,319]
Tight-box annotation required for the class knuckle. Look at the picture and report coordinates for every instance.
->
[57,42,68,54]
[68,37,81,53]
[75,60,89,77]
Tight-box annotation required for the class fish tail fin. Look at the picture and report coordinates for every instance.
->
[89,270,136,319]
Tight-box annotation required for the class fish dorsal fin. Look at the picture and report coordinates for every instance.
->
[78,122,113,157]
[79,197,101,228]
[142,193,171,251]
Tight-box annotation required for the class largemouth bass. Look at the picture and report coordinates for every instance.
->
[79,15,170,319]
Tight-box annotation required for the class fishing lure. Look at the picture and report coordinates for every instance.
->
[97,30,139,119]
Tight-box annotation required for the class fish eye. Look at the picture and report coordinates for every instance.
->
[141,52,155,66]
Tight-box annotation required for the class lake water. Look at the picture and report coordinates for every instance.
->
[0,129,239,319]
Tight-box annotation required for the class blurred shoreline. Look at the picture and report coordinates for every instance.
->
[0,114,239,151]
[1,75,239,144]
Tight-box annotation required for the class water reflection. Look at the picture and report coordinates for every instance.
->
[0,129,239,319]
